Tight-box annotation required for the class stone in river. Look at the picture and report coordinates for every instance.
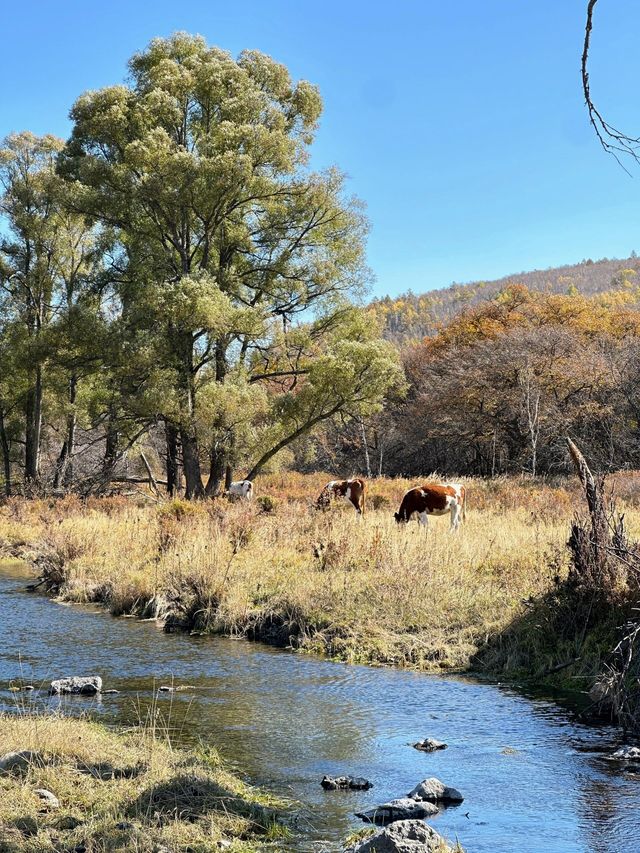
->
[407,777,463,803]
[49,676,102,695]
[612,746,640,760]
[347,819,454,852]
[321,774,373,790]
[412,738,447,752]
[355,797,439,824]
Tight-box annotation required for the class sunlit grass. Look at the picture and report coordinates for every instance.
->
[2,472,640,672]
[0,711,285,851]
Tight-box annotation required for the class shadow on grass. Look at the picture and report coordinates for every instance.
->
[129,772,274,829]
[471,576,623,700]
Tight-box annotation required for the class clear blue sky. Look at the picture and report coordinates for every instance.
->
[2,0,640,298]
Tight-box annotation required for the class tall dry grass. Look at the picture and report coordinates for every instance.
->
[5,473,637,673]
[0,711,285,851]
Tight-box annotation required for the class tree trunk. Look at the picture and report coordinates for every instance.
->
[181,428,205,499]
[53,374,77,490]
[102,403,119,482]
[0,410,12,497]
[165,421,182,496]
[24,364,43,488]
[175,329,204,499]
[205,445,226,496]
[246,402,343,481]
[225,463,233,490]
[360,418,372,478]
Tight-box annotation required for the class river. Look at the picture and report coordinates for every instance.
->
[0,561,638,852]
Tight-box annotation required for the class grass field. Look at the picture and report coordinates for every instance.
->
[0,711,286,852]
[3,471,640,681]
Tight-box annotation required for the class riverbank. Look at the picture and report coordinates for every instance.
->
[2,472,640,686]
[0,712,286,852]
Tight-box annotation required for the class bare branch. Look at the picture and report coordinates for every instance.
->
[582,0,640,173]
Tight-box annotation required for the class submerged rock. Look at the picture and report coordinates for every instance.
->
[347,819,452,852]
[412,738,447,753]
[49,676,102,696]
[407,777,463,803]
[355,797,438,825]
[35,788,60,808]
[322,775,373,791]
[0,750,44,775]
[612,746,640,760]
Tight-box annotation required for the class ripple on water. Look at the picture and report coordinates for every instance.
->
[0,566,637,853]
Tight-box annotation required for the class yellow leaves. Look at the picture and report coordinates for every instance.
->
[423,283,640,356]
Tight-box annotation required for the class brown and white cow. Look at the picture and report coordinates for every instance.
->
[317,478,366,515]
[394,483,466,530]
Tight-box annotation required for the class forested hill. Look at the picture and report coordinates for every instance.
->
[373,254,640,343]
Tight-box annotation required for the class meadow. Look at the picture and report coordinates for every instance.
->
[0,711,285,852]
[3,472,640,680]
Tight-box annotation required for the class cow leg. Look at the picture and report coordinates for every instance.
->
[418,511,429,528]
[450,502,461,531]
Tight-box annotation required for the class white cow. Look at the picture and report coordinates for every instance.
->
[227,480,254,500]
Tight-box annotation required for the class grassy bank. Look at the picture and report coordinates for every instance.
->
[0,713,286,852]
[2,472,640,682]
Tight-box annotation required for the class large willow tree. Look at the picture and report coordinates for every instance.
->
[61,33,401,497]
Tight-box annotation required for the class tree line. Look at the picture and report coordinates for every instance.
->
[3,32,640,497]
[0,33,403,498]
[307,285,640,478]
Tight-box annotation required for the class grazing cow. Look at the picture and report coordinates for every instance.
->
[394,483,466,530]
[317,478,366,515]
[227,480,254,500]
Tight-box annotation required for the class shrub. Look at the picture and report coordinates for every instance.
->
[257,495,278,513]
[371,494,390,510]
[157,499,203,521]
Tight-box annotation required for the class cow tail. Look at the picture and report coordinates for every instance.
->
[462,486,467,522]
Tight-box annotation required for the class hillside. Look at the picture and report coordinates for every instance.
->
[374,254,640,343]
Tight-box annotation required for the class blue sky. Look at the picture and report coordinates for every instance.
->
[2,0,640,298]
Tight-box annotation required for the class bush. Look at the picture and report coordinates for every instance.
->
[157,498,203,521]
[257,495,278,513]
[371,494,390,510]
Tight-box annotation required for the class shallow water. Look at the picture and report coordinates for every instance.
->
[0,560,638,852]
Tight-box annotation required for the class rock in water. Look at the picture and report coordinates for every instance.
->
[355,797,439,825]
[407,777,463,803]
[0,750,44,775]
[321,775,373,790]
[347,819,453,852]
[49,676,102,695]
[35,788,60,808]
[612,746,640,760]
[412,738,447,752]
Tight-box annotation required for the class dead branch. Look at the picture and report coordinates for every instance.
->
[582,0,640,172]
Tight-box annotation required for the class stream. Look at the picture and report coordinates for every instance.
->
[1,560,638,852]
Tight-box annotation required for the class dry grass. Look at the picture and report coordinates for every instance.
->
[0,712,286,852]
[3,472,640,673]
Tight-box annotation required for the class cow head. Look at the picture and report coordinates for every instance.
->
[394,511,407,524]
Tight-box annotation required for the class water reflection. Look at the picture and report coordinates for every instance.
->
[0,562,637,852]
